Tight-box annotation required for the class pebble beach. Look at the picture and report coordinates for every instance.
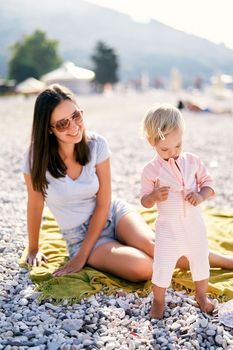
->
[0,89,233,349]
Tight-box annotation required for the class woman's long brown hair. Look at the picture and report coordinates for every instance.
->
[29,84,90,197]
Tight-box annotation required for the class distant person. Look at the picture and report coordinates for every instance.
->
[177,100,185,110]
[177,99,232,114]
[141,104,215,318]
[177,99,211,112]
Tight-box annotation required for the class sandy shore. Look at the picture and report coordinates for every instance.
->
[0,90,233,349]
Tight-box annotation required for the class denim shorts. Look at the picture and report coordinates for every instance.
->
[61,199,134,258]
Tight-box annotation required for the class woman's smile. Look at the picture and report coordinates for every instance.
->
[67,129,80,137]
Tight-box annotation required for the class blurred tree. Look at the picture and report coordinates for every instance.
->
[8,30,62,82]
[91,41,119,91]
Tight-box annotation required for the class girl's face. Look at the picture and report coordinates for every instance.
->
[155,128,183,161]
[50,100,84,146]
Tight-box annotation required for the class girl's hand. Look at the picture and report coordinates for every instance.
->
[53,253,87,277]
[152,179,170,202]
[185,191,203,206]
[27,251,48,267]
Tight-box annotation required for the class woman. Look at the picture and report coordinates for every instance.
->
[22,84,233,281]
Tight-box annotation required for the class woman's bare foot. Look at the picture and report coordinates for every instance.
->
[196,294,215,314]
[150,299,164,319]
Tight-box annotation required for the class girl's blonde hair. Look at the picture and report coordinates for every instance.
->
[143,104,185,145]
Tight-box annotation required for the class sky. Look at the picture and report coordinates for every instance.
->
[87,0,233,50]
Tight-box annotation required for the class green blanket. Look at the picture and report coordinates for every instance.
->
[20,208,233,303]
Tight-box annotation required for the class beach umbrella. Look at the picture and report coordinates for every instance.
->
[16,77,46,94]
[41,62,95,94]
[41,62,95,83]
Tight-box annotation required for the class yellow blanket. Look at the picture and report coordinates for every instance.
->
[20,208,233,303]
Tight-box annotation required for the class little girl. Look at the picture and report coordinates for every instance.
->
[140,104,215,319]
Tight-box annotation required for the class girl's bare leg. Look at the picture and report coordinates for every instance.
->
[151,284,166,319]
[195,279,215,313]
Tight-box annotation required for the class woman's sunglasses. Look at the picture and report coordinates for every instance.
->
[50,109,83,132]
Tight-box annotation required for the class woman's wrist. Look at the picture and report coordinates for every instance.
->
[74,249,89,260]
[28,246,39,253]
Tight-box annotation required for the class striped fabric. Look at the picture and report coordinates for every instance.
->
[141,152,214,287]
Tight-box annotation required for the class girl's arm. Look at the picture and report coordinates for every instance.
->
[23,174,47,266]
[199,186,215,201]
[185,156,215,206]
[141,192,157,208]
[196,157,215,196]
[185,186,214,206]
[53,158,111,276]
[141,178,170,208]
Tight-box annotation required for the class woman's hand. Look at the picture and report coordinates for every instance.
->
[185,191,203,206]
[53,253,87,277]
[27,251,48,267]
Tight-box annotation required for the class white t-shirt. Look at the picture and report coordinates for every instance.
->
[21,132,111,230]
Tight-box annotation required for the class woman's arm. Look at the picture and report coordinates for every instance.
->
[78,158,111,257]
[53,158,111,276]
[23,174,47,266]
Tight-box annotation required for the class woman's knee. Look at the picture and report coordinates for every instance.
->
[142,238,155,255]
[175,256,190,269]
[129,258,153,282]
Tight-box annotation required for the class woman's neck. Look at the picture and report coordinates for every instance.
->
[58,143,75,161]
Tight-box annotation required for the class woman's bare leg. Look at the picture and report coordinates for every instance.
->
[208,251,233,269]
[88,212,233,281]
[87,241,153,282]
[116,212,155,257]
[116,213,233,271]
[176,252,233,270]
[87,244,232,283]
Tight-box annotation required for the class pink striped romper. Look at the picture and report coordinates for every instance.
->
[140,152,214,288]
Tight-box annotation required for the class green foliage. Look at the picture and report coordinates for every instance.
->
[91,41,119,89]
[8,30,62,82]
